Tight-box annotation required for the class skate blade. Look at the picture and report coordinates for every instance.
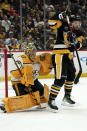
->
[61,101,76,107]
[46,106,58,113]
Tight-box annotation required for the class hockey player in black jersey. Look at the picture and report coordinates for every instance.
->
[48,12,84,112]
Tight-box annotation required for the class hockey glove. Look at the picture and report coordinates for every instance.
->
[68,44,75,52]
[75,41,82,50]
[59,12,66,20]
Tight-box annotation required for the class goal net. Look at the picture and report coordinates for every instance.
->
[0,47,8,103]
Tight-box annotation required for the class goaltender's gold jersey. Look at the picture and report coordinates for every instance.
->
[10,53,53,83]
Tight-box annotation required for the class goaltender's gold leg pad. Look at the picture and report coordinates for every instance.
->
[40,84,49,103]
[3,91,40,113]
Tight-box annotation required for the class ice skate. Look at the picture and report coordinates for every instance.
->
[61,95,75,107]
[48,98,58,113]
[0,104,6,113]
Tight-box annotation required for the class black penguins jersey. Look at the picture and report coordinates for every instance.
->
[56,21,70,45]
[48,14,71,49]
[48,14,84,50]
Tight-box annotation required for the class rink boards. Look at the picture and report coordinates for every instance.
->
[0,50,87,81]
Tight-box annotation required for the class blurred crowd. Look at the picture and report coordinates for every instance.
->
[0,0,87,51]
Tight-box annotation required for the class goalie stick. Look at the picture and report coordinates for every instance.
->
[9,52,41,108]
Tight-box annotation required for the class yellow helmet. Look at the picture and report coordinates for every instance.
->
[24,44,37,61]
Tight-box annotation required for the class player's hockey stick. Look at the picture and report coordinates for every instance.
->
[68,18,82,84]
[74,50,82,84]
[9,52,41,108]
[66,0,82,84]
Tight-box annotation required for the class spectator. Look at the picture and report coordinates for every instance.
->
[11,0,19,12]
[22,34,34,49]
[32,27,40,40]
[6,38,20,51]
[22,25,29,41]
[6,24,18,38]
[46,37,54,50]
[5,31,19,50]
[25,13,34,29]
[7,5,19,20]
[34,37,44,50]
[11,15,20,36]
[44,1,54,12]
[2,14,11,32]
[0,0,86,51]
[0,8,3,20]
[22,3,28,17]
[0,38,5,47]
[1,0,11,14]
[34,15,44,27]
[0,20,6,39]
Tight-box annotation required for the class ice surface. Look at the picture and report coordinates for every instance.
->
[0,78,87,131]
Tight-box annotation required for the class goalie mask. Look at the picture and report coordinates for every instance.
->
[24,44,37,61]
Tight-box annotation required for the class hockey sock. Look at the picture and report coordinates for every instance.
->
[64,81,73,96]
[50,85,61,99]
